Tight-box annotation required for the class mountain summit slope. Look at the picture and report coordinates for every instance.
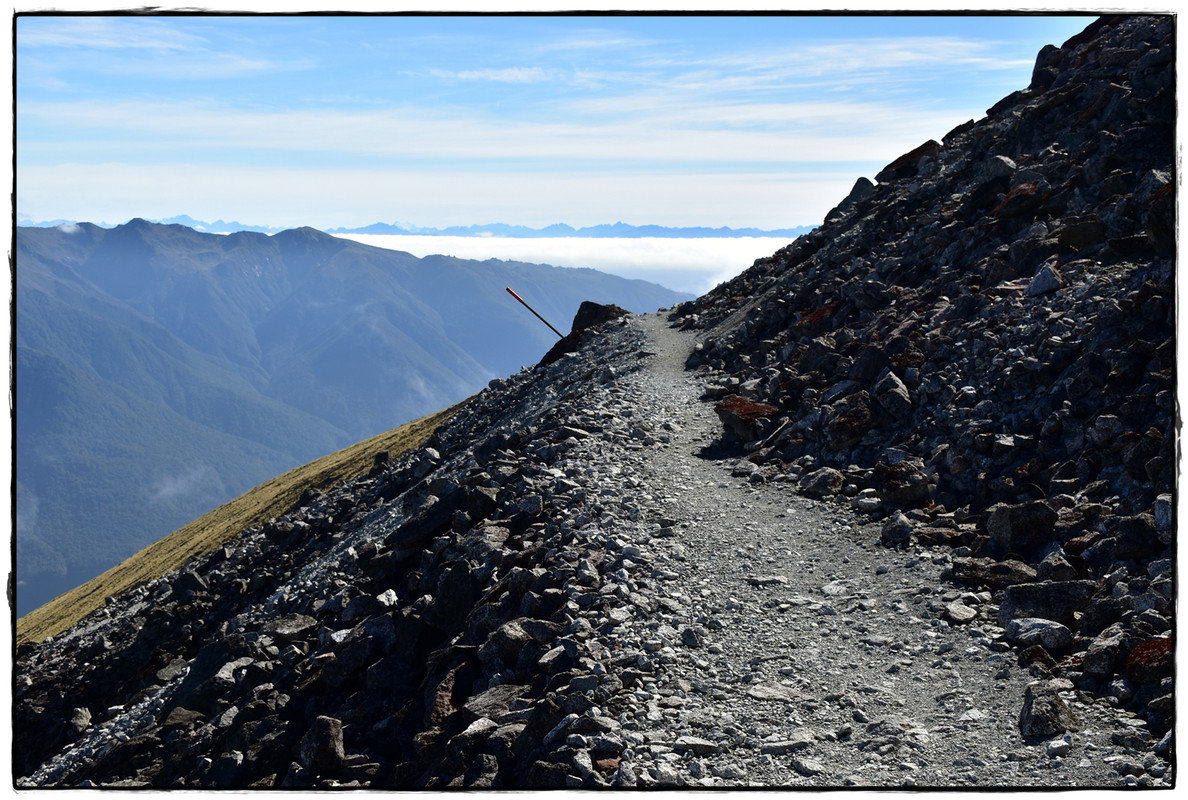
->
[15,223,689,614]
[13,15,1174,789]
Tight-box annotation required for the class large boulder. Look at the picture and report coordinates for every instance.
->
[538,302,630,366]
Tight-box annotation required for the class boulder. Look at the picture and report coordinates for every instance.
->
[797,467,845,499]
[299,716,345,775]
[1005,618,1074,651]
[949,557,1037,590]
[998,580,1098,627]
[1018,679,1080,738]
[984,500,1058,558]
[715,395,780,442]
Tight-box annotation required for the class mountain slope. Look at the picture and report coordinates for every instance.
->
[15,223,691,614]
[16,402,462,646]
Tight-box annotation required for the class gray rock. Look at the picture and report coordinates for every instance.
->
[1153,494,1172,531]
[985,500,1058,557]
[1019,680,1079,738]
[944,602,978,624]
[881,511,914,547]
[998,580,1098,627]
[798,467,845,498]
[760,731,813,754]
[793,757,828,777]
[1082,623,1131,677]
[674,735,720,755]
[1027,259,1065,296]
[1006,617,1074,650]
[873,369,912,420]
[299,715,345,774]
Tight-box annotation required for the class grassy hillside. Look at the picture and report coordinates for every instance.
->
[16,401,465,645]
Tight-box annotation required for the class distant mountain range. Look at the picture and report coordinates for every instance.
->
[15,219,691,615]
[20,215,814,239]
[326,220,816,239]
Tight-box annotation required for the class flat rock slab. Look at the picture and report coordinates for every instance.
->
[746,683,804,703]
[746,575,788,587]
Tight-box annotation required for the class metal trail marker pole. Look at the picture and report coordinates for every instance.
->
[506,287,565,339]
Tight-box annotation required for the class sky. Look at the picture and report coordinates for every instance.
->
[14,8,1101,231]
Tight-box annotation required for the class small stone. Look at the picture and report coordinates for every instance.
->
[674,735,720,755]
[793,757,827,777]
[680,626,706,648]
[760,732,813,754]
[881,511,914,547]
[745,575,788,587]
[1027,259,1065,296]
[732,460,760,478]
[945,602,978,624]
[711,762,747,780]
[746,683,802,702]
[1046,739,1073,757]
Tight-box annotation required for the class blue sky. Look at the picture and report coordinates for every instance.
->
[15,11,1099,230]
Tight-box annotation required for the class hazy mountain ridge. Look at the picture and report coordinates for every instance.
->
[15,222,692,613]
[325,220,816,239]
[21,215,814,239]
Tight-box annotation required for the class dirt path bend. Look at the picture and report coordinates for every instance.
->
[596,312,1134,788]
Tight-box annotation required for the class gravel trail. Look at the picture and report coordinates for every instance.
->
[595,312,1144,788]
[15,311,1161,789]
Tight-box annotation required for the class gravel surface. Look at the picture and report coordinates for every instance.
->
[575,312,1158,788]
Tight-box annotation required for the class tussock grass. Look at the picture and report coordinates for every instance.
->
[16,402,466,645]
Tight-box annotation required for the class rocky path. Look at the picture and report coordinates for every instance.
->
[591,313,1151,788]
[14,311,1167,790]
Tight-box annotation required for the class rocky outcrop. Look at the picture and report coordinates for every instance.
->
[539,300,630,366]
[672,13,1173,738]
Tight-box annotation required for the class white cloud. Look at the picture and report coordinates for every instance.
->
[335,233,793,295]
[428,66,553,83]
[19,94,969,168]
[17,161,859,231]
[148,463,221,503]
[18,16,314,78]
[18,16,207,52]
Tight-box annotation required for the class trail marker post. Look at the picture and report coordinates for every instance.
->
[506,287,565,339]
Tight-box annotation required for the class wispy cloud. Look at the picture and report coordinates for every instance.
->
[18,16,207,52]
[148,463,220,503]
[18,16,314,79]
[428,66,553,83]
[20,92,968,168]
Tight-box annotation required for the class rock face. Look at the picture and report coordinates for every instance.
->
[674,10,1173,739]
[12,14,1174,790]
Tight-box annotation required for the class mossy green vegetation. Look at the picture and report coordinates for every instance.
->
[16,402,465,645]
